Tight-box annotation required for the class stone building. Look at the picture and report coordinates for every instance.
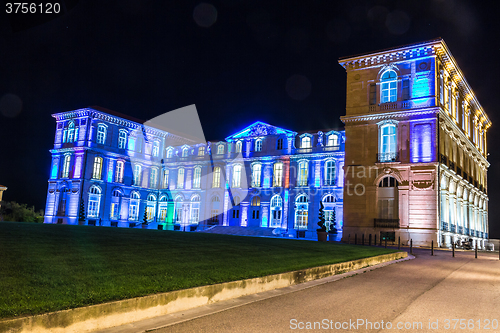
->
[339,38,490,248]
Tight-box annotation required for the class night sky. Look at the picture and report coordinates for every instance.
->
[1,0,499,237]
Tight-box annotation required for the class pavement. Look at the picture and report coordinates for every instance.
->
[94,248,500,333]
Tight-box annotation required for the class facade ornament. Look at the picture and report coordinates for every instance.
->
[317,131,323,146]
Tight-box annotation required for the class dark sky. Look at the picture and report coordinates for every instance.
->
[1,0,499,237]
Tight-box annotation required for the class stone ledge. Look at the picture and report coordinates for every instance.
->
[0,251,407,333]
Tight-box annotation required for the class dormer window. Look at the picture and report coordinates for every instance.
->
[166,147,173,158]
[255,139,262,152]
[118,130,128,149]
[300,135,311,148]
[198,146,205,156]
[182,147,189,157]
[235,141,242,153]
[276,138,283,150]
[327,134,338,147]
[380,70,397,103]
[217,144,224,154]
[96,124,107,144]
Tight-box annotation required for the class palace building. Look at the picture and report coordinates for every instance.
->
[339,38,490,248]
[44,39,490,248]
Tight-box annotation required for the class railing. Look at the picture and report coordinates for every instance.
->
[450,224,456,233]
[464,227,469,235]
[376,152,399,163]
[369,101,414,113]
[323,180,336,186]
[441,221,449,231]
[439,153,448,165]
[458,226,463,234]
[374,219,400,228]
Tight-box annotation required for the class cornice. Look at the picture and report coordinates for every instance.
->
[341,107,438,123]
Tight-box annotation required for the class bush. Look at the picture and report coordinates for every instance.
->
[0,201,44,223]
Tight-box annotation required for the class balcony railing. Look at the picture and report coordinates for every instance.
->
[374,219,400,228]
[376,152,399,163]
[323,179,336,186]
[441,221,449,231]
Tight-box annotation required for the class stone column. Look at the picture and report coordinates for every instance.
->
[261,201,270,228]
[240,202,249,227]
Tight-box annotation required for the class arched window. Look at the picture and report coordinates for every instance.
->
[235,141,242,153]
[190,195,200,224]
[66,122,75,142]
[182,147,189,157]
[322,194,337,231]
[301,136,311,148]
[115,161,124,183]
[251,196,261,206]
[379,123,397,162]
[193,166,202,189]
[252,164,261,187]
[92,157,103,179]
[217,144,224,154]
[210,196,220,224]
[273,162,283,187]
[158,195,169,222]
[294,195,308,229]
[129,191,140,221]
[166,147,173,158]
[150,168,158,188]
[377,176,399,220]
[270,195,283,228]
[327,134,338,147]
[381,70,397,103]
[324,160,335,186]
[198,146,205,156]
[255,139,262,152]
[163,169,169,188]
[62,154,71,178]
[118,130,128,149]
[212,166,221,188]
[297,161,308,186]
[87,186,102,218]
[133,164,142,186]
[110,189,122,220]
[232,164,242,188]
[146,193,156,221]
[152,140,160,157]
[251,196,260,220]
[96,124,107,144]
[177,168,185,189]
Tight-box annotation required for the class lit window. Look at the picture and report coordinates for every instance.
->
[62,155,71,178]
[198,146,205,156]
[88,186,102,218]
[193,167,202,189]
[129,192,140,221]
[146,193,156,221]
[118,130,128,149]
[273,163,283,187]
[270,195,283,228]
[166,148,173,158]
[251,196,260,219]
[177,168,185,189]
[96,124,107,144]
[133,164,142,186]
[163,169,169,188]
[212,166,221,188]
[182,147,189,157]
[92,157,103,179]
[297,161,308,186]
[327,134,338,146]
[174,196,183,223]
[379,123,397,162]
[217,144,224,154]
[294,195,308,229]
[301,136,311,148]
[235,141,242,153]
[276,138,283,150]
[115,161,124,183]
[190,195,200,224]
[110,190,122,220]
[232,164,242,188]
[324,160,335,186]
[255,139,262,152]
[251,164,261,187]
[67,122,75,142]
[380,70,397,103]
[150,168,158,188]
[152,140,160,157]
[210,196,220,224]
[128,137,135,151]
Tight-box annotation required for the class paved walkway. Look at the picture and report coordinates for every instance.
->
[96,249,500,333]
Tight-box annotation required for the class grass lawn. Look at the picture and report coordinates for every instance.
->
[0,222,398,319]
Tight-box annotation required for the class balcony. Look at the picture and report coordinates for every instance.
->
[374,219,400,228]
[376,152,399,163]
[323,180,336,186]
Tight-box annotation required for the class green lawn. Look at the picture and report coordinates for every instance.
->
[0,222,397,319]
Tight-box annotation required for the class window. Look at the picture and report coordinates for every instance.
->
[379,176,398,188]
[210,196,220,224]
[182,147,189,157]
[235,141,242,153]
[324,160,335,186]
[297,161,308,186]
[174,196,183,223]
[129,192,140,221]
[146,193,156,221]
[198,146,205,156]
[379,123,397,162]
[327,134,338,147]
[150,168,158,188]
[294,195,308,229]
[251,196,260,219]
[217,144,224,154]
[378,177,398,220]
[276,138,283,150]
[62,155,71,178]
[273,163,283,187]
[67,122,75,142]
[212,166,221,188]
[118,130,128,149]
[92,157,103,179]
[251,164,261,187]
[369,83,376,105]
[115,161,124,183]
[380,70,397,103]
[158,196,168,222]
[133,164,142,186]
[152,140,160,157]
[166,148,173,158]
[110,189,122,220]
[163,169,169,188]
[439,72,444,105]
[270,195,282,228]
[177,168,185,189]
[88,186,102,218]
[128,136,135,151]
[96,124,107,144]
[402,78,410,100]
[255,139,262,152]
[193,166,202,189]
[322,195,337,232]
[301,136,311,148]
[190,195,200,224]
[232,164,242,188]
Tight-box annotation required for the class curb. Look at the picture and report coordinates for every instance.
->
[0,251,407,333]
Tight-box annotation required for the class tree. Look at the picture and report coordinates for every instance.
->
[317,201,326,232]
[143,209,148,224]
[78,200,86,222]
[329,209,338,234]
[0,201,44,223]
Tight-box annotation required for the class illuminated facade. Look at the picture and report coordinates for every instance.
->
[339,38,490,248]
[44,107,345,237]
